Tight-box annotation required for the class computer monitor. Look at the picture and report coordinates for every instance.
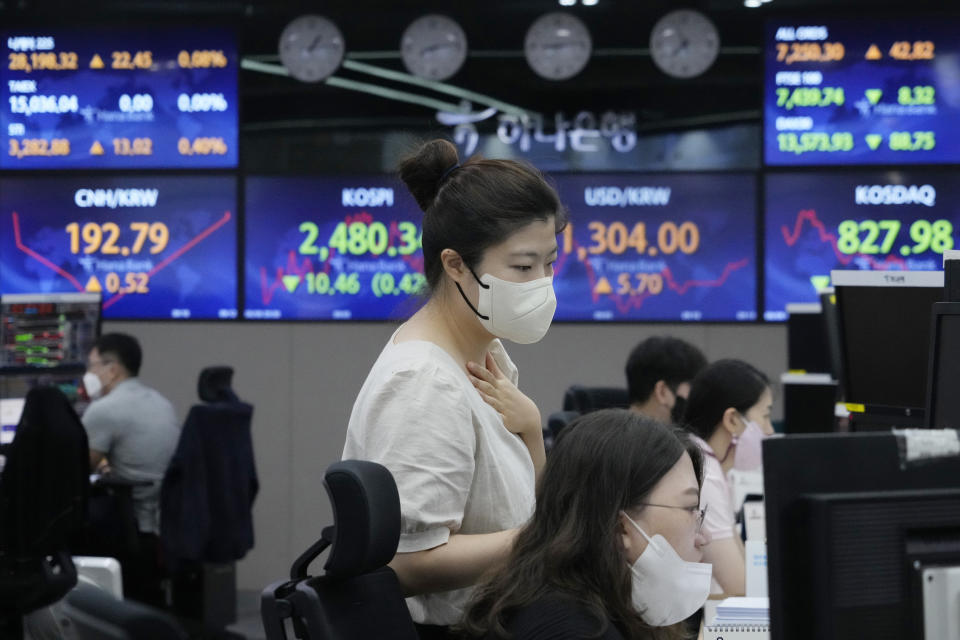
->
[786,303,831,374]
[0,292,101,371]
[926,302,960,429]
[0,397,25,445]
[818,288,844,387]
[780,373,837,434]
[764,433,960,640]
[832,270,943,412]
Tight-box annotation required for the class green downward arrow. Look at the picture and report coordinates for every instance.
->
[283,275,301,293]
[865,134,883,150]
[865,89,883,105]
[810,275,831,292]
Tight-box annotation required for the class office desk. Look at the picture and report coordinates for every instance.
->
[79,475,152,559]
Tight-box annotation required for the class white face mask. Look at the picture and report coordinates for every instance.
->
[456,268,556,344]
[734,415,767,472]
[83,371,104,399]
[622,511,712,627]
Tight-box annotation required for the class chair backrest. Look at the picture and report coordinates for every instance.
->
[547,410,581,441]
[61,581,187,640]
[0,386,89,557]
[261,460,417,640]
[562,385,630,414]
[160,401,257,566]
[197,366,239,403]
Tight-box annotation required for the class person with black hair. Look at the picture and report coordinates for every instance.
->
[461,409,712,640]
[626,337,708,424]
[681,359,773,597]
[81,332,179,605]
[343,139,566,638]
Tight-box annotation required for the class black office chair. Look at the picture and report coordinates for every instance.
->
[160,366,258,633]
[261,460,417,640]
[547,410,581,441]
[0,386,89,639]
[61,581,187,639]
[561,385,630,414]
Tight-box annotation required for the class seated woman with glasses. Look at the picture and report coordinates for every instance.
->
[461,409,711,640]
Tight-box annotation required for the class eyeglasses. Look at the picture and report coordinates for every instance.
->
[635,502,709,534]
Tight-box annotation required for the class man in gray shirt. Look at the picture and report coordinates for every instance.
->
[82,332,179,604]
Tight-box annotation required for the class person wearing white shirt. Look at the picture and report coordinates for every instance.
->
[343,138,566,639]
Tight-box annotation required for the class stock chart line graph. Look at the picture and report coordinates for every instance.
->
[11,211,86,291]
[552,225,752,316]
[10,210,233,310]
[780,208,907,270]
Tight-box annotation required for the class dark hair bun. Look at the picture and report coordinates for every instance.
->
[398,139,460,212]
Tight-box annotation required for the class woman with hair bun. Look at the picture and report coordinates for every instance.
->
[343,139,567,638]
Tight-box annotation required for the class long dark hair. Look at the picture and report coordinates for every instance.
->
[461,409,703,639]
[397,139,567,292]
[682,359,771,441]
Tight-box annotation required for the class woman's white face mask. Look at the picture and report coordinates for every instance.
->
[621,511,712,627]
[733,414,768,471]
[456,268,556,344]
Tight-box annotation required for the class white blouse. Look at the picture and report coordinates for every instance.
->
[343,331,536,625]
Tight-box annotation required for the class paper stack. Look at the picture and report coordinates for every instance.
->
[705,597,770,640]
[712,597,770,625]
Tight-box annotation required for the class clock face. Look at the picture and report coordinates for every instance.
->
[649,9,720,79]
[278,15,345,83]
[524,12,592,81]
[401,14,468,81]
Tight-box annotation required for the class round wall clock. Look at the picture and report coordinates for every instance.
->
[524,12,592,81]
[649,9,720,79]
[401,14,468,81]
[279,15,346,83]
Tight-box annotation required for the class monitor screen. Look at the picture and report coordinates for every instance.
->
[819,289,844,383]
[833,270,942,409]
[927,303,960,430]
[1,27,237,169]
[0,397,25,444]
[764,19,960,166]
[244,176,426,321]
[0,176,238,320]
[551,173,757,321]
[764,170,958,319]
[764,433,960,640]
[1,292,99,370]
[786,303,830,373]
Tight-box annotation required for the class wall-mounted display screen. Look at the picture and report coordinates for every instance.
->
[245,174,757,322]
[764,171,957,320]
[0,176,238,319]
[1,28,237,169]
[764,19,960,165]
[244,176,427,321]
[551,173,757,322]
[1,292,100,370]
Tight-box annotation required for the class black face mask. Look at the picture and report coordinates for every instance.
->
[670,394,687,425]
